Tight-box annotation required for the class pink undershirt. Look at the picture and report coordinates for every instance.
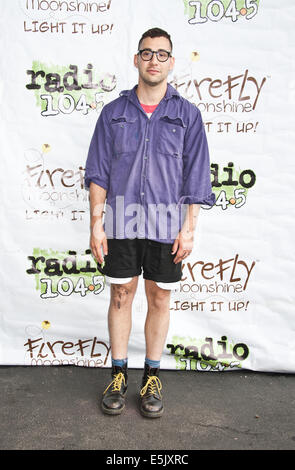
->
[140,103,158,115]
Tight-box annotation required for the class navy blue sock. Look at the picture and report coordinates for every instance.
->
[112,357,128,367]
[145,357,160,369]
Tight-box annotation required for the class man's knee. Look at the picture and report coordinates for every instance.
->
[145,279,171,309]
[110,277,138,307]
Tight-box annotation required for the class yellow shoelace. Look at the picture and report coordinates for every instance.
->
[103,372,126,395]
[140,376,162,398]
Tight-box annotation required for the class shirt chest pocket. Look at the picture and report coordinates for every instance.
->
[110,116,138,155]
[157,115,187,158]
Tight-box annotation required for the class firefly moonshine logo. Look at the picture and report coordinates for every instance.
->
[183,0,260,24]
[24,325,111,367]
[25,61,117,116]
[22,145,89,221]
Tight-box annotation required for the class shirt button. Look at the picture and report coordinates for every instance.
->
[172,129,176,133]
[145,138,149,142]
[144,156,148,159]
[141,192,144,196]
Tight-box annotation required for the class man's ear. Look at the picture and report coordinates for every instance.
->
[134,54,139,69]
[169,56,175,72]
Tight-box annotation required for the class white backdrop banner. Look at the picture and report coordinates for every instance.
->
[0,0,294,372]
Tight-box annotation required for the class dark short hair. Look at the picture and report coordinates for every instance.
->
[138,28,173,52]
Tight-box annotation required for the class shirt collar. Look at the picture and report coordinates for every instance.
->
[119,83,180,102]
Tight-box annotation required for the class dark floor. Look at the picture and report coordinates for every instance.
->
[0,366,294,451]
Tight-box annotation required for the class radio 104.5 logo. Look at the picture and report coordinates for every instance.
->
[184,0,260,24]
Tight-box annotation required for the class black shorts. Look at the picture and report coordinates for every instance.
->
[96,238,182,284]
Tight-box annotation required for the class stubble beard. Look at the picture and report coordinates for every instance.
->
[139,70,166,88]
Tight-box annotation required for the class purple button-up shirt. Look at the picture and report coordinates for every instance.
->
[85,83,215,244]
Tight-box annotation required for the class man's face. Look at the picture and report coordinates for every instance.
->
[134,36,175,87]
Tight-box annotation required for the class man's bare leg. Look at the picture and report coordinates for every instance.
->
[144,279,171,361]
[108,276,139,359]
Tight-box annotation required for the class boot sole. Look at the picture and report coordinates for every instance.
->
[140,406,164,418]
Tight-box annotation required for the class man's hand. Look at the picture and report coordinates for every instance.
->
[90,219,108,265]
[171,230,194,264]
[89,182,108,265]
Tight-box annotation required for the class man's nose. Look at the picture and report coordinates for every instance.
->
[150,52,160,64]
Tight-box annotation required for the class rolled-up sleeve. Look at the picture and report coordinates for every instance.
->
[177,107,215,207]
[84,107,112,191]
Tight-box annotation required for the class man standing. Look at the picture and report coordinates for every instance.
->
[85,27,215,418]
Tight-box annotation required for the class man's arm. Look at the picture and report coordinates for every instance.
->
[172,204,200,263]
[89,182,108,265]
[85,106,113,264]
[84,106,112,191]
[172,105,215,264]
[181,203,201,235]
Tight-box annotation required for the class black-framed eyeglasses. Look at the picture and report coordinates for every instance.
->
[138,49,172,62]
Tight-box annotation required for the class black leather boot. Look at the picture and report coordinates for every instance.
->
[139,363,163,418]
[101,363,128,415]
